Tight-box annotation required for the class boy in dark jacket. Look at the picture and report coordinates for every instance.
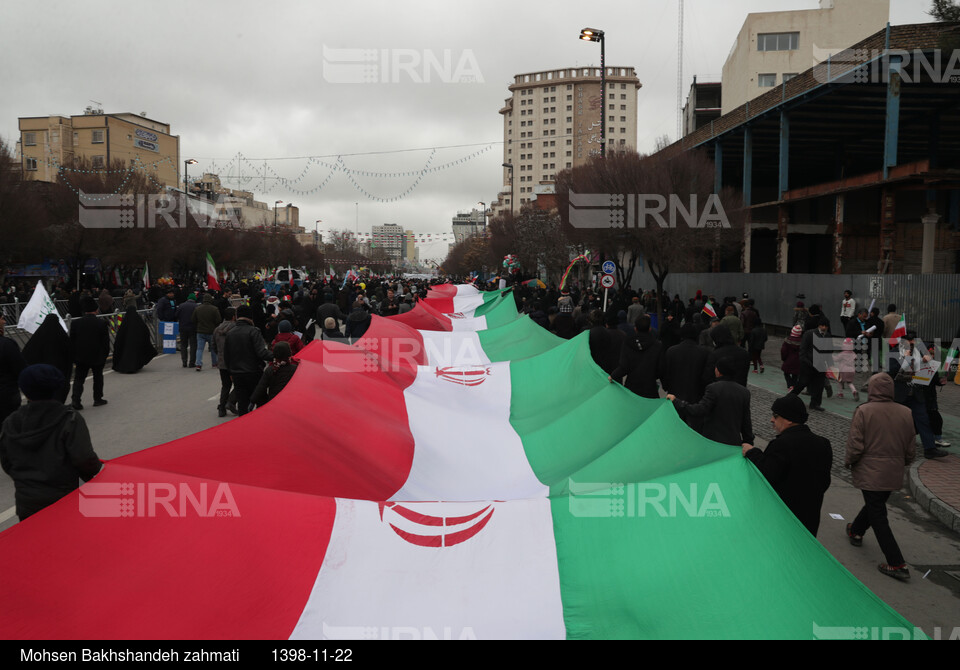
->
[1,365,101,521]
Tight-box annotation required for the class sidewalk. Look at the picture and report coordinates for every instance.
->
[749,334,960,534]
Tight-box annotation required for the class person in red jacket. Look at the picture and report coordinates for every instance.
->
[271,319,303,356]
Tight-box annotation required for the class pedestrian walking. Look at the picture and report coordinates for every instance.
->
[211,307,238,417]
[609,315,663,400]
[111,306,157,374]
[0,313,27,425]
[21,313,71,403]
[833,338,860,400]
[780,323,802,391]
[223,305,273,416]
[845,373,916,581]
[840,290,856,331]
[743,394,832,536]
[176,293,198,369]
[192,294,223,371]
[70,297,109,409]
[791,317,831,411]
[1,364,102,521]
[667,358,754,448]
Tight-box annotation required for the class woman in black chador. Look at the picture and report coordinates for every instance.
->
[111,307,157,373]
[22,313,72,403]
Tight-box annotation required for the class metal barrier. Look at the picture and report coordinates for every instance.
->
[627,271,960,342]
[2,309,161,354]
[1,297,130,324]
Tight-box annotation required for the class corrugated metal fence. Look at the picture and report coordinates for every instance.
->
[628,272,960,342]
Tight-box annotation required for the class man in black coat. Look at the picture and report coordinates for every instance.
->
[703,324,751,388]
[661,323,709,405]
[70,297,110,409]
[667,358,754,447]
[0,314,27,425]
[589,310,626,376]
[791,317,832,411]
[224,306,274,416]
[743,394,832,536]
[609,315,663,399]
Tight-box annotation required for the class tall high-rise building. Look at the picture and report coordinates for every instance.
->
[404,230,416,261]
[372,223,404,262]
[494,66,641,216]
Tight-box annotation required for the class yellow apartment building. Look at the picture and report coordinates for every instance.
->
[18,109,179,188]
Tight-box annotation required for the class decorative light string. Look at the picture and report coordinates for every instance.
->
[40,142,497,204]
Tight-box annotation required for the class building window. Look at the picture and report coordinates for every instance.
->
[783,72,799,82]
[92,130,105,144]
[758,73,777,87]
[91,156,105,169]
[758,32,799,52]
[25,157,37,171]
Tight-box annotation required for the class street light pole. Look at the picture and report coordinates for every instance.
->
[477,201,487,232]
[274,200,283,233]
[501,163,514,215]
[184,158,198,196]
[579,28,606,158]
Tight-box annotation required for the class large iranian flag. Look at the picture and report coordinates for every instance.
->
[0,287,919,639]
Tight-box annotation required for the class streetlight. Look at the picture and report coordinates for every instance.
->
[477,201,487,231]
[274,200,283,232]
[502,163,514,215]
[315,219,322,250]
[184,158,198,196]
[579,27,606,158]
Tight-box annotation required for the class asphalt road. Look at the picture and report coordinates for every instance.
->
[1,350,958,638]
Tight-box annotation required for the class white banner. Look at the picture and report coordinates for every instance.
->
[16,280,67,334]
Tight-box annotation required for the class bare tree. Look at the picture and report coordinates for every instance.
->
[556,148,745,317]
[930,0,960,20]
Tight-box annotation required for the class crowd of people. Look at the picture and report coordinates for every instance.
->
[0,273,955,582]
[509,279,953,582]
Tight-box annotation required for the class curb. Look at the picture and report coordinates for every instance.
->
[907,459,960,534]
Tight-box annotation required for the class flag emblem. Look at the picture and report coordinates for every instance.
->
[434,366,491,386]
[378,502,495,548]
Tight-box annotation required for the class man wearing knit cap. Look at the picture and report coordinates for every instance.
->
[1,364,102,521]
[743,395,832,536]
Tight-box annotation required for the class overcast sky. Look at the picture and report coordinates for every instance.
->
[1,0,937,263]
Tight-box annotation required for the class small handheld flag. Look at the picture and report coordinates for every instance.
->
[206,252,221,292]
[888,313,906,346]
[702,302,717,319]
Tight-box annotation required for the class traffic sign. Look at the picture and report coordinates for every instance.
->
[602,261,616,275]
[601,274,615,289]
